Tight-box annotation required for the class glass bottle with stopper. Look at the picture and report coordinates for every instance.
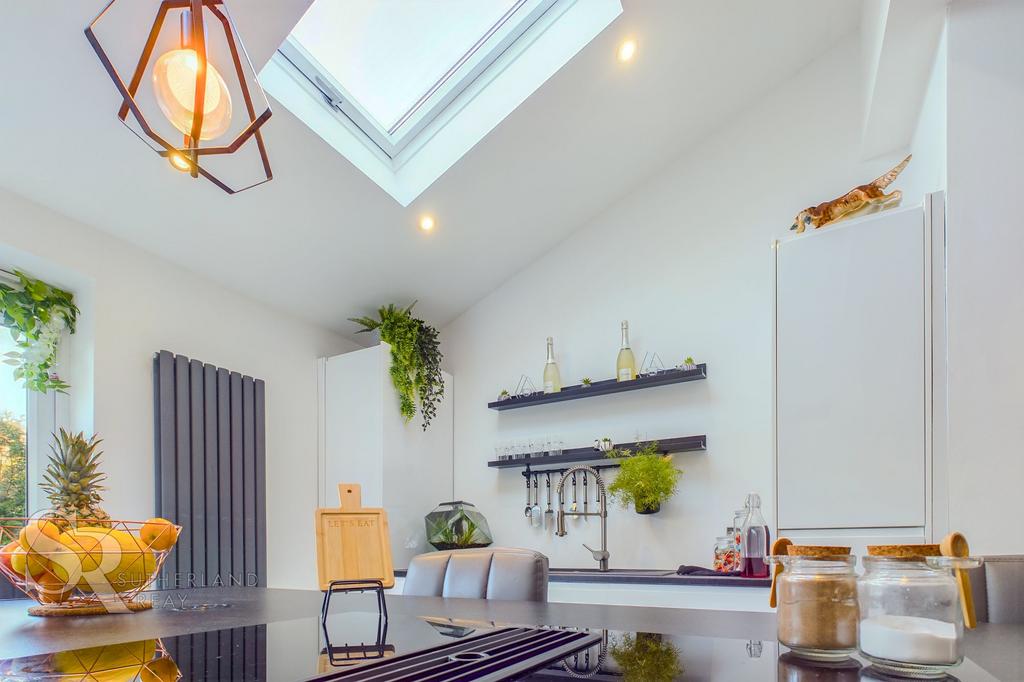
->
[616,320,637,382]
[543,337,561,394]
[740,492,771,578]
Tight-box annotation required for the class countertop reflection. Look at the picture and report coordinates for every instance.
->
[0,589,1010,681]
[0,613,1000,681]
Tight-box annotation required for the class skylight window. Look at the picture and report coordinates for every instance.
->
[262,0,622,205]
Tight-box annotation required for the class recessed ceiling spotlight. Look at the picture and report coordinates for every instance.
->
[617,39,638,63]
[419,215,436,232]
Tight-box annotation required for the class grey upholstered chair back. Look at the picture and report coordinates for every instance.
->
[403,548,549,602]
[967,555,1024,624]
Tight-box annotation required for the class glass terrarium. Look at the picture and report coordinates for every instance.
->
[425,502,493,551]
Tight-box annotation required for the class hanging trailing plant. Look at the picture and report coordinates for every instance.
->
[0,270,79,393]
[349,302,444,430]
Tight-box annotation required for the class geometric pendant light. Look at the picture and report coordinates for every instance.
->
[85,0,272,194]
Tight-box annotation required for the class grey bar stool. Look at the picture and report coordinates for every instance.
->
[968,555,1024,624]
[402,547,549,602]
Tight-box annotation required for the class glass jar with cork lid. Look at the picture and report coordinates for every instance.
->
[857,543,981,679]
[771,545,859,661]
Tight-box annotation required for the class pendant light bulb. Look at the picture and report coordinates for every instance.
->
[152,48,232,140]
[168,151,192,172]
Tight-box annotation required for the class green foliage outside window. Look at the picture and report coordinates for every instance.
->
[0,411,27,518]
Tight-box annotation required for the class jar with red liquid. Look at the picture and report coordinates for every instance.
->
[740,492,770,578]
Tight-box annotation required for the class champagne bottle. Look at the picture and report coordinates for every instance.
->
[543,336,562,393]
[616,321,637,382]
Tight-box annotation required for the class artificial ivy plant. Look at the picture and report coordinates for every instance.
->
[0,270,79,392]
[349,302,444,430]
[606,441,683,514]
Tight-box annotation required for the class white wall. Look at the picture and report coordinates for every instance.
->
[441,35,945,569]
[946,0,1024,554]
[0,188,356,588]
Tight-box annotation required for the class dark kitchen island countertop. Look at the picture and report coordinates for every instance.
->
[0,588,1017,680]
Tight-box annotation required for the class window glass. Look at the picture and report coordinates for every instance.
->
[0,331,28,519]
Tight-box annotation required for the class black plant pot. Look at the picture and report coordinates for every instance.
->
[635,503,661,515]
[430,542,492,552]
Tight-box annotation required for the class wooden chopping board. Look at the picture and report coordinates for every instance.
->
[315,483,395,590]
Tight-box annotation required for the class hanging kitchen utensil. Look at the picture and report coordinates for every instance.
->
[544,472,554,527]
[525,474,532,519]
[531,474,543,527]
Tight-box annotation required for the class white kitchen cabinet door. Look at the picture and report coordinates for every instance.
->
[320,343,454,569]
[776,206,926,529]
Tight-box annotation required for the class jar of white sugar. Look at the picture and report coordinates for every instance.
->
[857,545,981,678]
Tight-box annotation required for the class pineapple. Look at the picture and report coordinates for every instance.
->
[40,429,110,528]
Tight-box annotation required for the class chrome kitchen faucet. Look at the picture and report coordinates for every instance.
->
[556,465,609,571]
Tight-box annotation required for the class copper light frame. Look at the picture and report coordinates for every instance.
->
[85,0,272,194]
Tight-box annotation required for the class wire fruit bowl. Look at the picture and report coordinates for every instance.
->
[0,638,180,680]
[0,517,180,616]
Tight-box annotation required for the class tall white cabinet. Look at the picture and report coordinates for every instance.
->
[318,343,454,569]
[774,194,947,553]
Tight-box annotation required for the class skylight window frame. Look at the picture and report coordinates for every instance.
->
[278,0,559,160]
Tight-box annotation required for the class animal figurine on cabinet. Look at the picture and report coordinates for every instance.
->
[791,154,911,234]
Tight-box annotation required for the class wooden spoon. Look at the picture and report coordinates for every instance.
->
[940,532,977,629]
[769,537,792,608]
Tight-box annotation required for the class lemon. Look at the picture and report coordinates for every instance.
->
[18,520,61,552]
[10,546,48,580]
[52,640,157,682]
[72,528,156,594]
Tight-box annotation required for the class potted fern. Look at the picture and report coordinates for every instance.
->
[606,441,683,514]
[609,632,683,682]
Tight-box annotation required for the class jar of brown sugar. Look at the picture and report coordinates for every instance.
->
[772,545,858,661]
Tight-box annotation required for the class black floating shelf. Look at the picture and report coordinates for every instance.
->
[488,364,707,411]
[487,435,707,469]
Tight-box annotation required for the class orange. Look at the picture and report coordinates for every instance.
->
[139,518,178,551]
[140,656,181,682]
[0,540,17,573]
[36,571,74,604]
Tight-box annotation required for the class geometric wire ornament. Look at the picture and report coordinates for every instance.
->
[85,0,272,194]
[639,351,666,376]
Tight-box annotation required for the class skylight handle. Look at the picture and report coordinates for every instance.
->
[314,76,345,111]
